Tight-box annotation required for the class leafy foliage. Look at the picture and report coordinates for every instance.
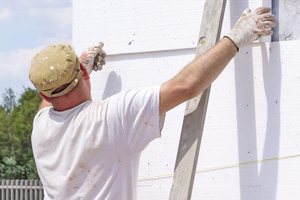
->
[0,157,26,179]
[2,88,16,115]
[0,87,42,179]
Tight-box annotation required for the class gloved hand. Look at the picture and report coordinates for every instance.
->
[225,7,276,51]
[79,42,106,75]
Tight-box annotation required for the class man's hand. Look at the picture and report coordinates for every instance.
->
[225,7,276,51]
[79,42,106,75]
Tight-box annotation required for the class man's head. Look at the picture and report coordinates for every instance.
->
[29,42,84,98]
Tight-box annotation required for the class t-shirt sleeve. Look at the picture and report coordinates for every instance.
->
[116,85,165,155]
[32,107,51,127]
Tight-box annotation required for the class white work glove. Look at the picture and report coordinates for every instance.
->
[79,42,106,75]
[225,7,276,51]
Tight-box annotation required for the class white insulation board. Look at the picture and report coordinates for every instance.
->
[73,0,271,55]
[73,0,300,199]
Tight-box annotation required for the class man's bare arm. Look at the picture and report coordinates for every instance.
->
[159,38,236,115]
[159,7,275,115]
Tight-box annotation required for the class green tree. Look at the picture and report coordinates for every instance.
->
[13,88,41,165]
[0,88,19,160]
[0,157,26,179]
[0,106,11,159]
[0,87,42,179]
[2,88,16,115]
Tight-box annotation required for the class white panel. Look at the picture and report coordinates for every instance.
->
[192,41,300,199]
[83,40,300,199]
[72,1,300,199]
[73,0,271,55]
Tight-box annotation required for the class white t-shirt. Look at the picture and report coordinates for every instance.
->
[32,86,165,200]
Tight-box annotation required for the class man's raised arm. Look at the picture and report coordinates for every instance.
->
[159,7,276,115]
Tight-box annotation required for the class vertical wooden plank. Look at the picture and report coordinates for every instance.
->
[20,180,24,200]
[1,180,4,200]
[25,180,28,200]
[39,180,43,200]
[30,180,34,200]
[271,0,279,42]
[6,180,9,200]
[15,180,19,200]
[34,180,38,200]
[271,0,300,41]
[169,0,227,199]
[11,180,15,200]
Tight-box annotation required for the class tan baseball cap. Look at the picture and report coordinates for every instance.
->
[29,42,83,98]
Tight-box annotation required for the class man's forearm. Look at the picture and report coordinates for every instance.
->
[180,37,237,97]
[159,7,275,115]
[160,37,237,115]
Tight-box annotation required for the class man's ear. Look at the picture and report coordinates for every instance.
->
[80,64,90,80]
[39,92,51,103]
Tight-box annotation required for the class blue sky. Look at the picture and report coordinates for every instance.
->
[0,0,72,104]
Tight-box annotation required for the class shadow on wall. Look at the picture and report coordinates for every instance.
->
[230,1,259,199]
[102,71,122,100]
[231,1,282,199]
[260,42,282,200]
[260,1,281,198]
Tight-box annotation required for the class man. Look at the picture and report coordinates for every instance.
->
[29,7,275,199]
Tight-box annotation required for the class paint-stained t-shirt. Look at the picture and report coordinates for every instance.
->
[31,85,165,200]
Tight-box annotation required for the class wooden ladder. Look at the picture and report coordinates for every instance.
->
[169,0,227,199]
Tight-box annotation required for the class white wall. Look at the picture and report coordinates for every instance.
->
[73,0,300,199]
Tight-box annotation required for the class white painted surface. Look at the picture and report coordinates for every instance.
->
[73,0,271,55]
[73,0,300,199]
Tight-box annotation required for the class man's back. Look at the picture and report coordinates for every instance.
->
[32,87,163,199]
